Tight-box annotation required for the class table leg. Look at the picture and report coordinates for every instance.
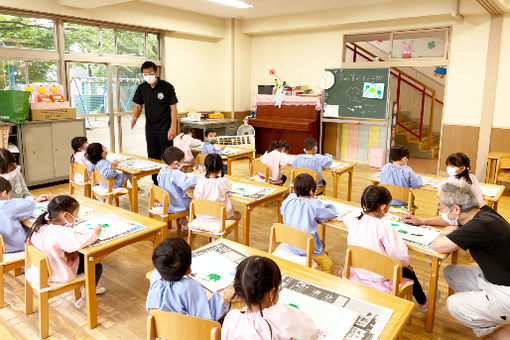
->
[332,174,339,199]
[486,159,492,183]
[448,251,458,296]
[347,170,353,201]
[242,204,251,245]
[131,176,139,213]
[492,200,499,212]
[85,256,98,329]
[425,257,440,332]
[277,197,283,223]
[227,158,232,176]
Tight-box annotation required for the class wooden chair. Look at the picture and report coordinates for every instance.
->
[495,157,510,185]
[290,167,325,195]
[148,185,188,231]
[25,244,86,338]
[91,169,132,209]
[187,199,238,248]
[343,245,414,323]
[249,159,270,183]
[195,153,208,171]
[269,223,316,268]
[380,184,416,214]
[147,309,221,340]
[69,163,91,198]
[0,235,24,308]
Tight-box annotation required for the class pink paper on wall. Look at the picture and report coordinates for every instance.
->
[347,124,359,159]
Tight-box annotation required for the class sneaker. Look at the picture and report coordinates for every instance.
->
[75,297,86,308]
[177,217,188,229]
[96,286,106,295]
[417,290,441,313]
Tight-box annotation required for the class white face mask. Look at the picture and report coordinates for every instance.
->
[440,206,459,226]
[0,166,19,181]
[143,74,157,84]
[447,166,458,177]
[63,212,79,228]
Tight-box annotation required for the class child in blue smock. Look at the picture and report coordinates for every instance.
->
[280,173,336,273]
[146,237,234,320]
[291,138,333,188]
[379,145,423,206]
[86,143,129,189]
[0,177,49,253]
[201,129,227,173]
[157,147,200,228]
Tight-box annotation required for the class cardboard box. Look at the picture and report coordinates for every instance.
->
[30,107,77,121]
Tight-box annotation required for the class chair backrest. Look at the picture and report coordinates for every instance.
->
[250,159,270,183]
[148,185,170,215]
[147,309,221,340]
[0,234,5,263]
[91,169,114,192]
[196,153,208,170]
[380,184,415,213]
[290,167,319,184]
[498,157,510,171]
[70,162,90,184]
[190,199,227,231]
[269,223,314,267]
[343,245,403,296]
[25,244,51,290]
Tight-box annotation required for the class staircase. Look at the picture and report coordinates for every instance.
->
[396,112,440,159]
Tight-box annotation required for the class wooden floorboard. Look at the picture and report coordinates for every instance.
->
[4,159,507,339]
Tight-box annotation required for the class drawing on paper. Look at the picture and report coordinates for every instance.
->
[362,82,384,99]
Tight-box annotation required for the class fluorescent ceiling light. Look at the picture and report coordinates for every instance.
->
[208,0,254,8]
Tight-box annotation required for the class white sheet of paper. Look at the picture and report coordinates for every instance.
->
[371,172,381,180]
[383,217,441,246]
[31,202,94,220]
[480,185,500,197]
[189,251,237,293]
[323,104,339,118]
[229,182,276,200]
[362,82,385,99]
[106,153,132,163]
[327,162,350,170]
[317,198,357,221]
[420,175,442,188]
[74,213,141,241]
[118,159,163,171]
[279,288,358,340]
[222,147,244,155]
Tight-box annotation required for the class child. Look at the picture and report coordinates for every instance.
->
[193,154,241,222]
[174,125,202,164]
[0,148,31,199]
[201,129,227,173]
[261,140,294,185]
[380,145,423,206]
[0,177,49,253]
[86,143,129,189]
[445,153,484,207]
[146,237,234,320]
[291,138,333,188]
[70,136,90,184]
[157,147,200,228]
[26,195,105,308]
[280,173,336,274]
[222,256,317,340]
[343,185,430,311]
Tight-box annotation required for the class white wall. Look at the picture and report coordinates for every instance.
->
[492,13,510,128]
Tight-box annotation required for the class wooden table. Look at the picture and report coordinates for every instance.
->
[317,195,457,333]
[27,195,167,329]
[215,239,414,340]
[369,172,505,211]
[179,118,240,139]
[191,146,255,176]
[486,151,510,183]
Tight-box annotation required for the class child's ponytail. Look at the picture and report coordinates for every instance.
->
[358,185,392,220]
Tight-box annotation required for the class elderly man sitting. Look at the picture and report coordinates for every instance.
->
[403,182,510,339]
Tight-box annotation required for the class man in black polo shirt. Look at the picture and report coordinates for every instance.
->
[404,183,510,338]
[132,61,178,185]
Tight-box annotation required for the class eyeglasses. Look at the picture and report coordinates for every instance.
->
[142,72,157,76]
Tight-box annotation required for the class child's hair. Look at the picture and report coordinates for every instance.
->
[267,141,280,153]
[204,129,216,138]
[358,185,392,219]
[204,153,224,178]
[279,140,290,152]
[389,145,410,162]
[446,152,472,184]
[0,177,12,194]
[27,195,80,240]
[162,147,185,165]
[86,143,104,165]
[180,125,192,136]
[303,138,318,151]
[0,148,16,174]
[152,238,191,281]
[293,173,316,196]
[232,256,282,319]
[70,136,88,163]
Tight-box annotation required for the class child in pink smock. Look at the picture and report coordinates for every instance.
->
[193,153,241,222]
[444,153,484,207]
[70,136,90,184]
[173,125,202,164]
[344,185,431,311]
[260,140,293,185]
[26,195,105,308]
[222,256,317,340]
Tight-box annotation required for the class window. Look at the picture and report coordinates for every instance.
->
[68,63,108,114]
[64,22,100,54]
[114,65,143,112]
[391,30,447,59]
[102,27,115,54]
[0,14,55,50]
[0,60,26,89]
[27,61,58,84]
[116,30,145,57]
[148,33,159,60]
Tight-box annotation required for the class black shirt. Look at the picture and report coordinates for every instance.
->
[447,205,510,286]
[132,78,178,134]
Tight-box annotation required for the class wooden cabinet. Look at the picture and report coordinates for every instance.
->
[19,119,86,186]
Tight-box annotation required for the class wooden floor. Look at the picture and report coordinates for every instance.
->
[2,159,509,339]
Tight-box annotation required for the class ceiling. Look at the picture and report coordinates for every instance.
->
[138,0,395,19]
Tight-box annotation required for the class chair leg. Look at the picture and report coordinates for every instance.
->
[0,270,4,308]
[114,197,119,207]
[73,287,82,301]
[39,292,49,338]
[69,182,74,195]
[406,288,413,325]
[234,225,239,242]
[107,195,112,205]
[14,267,22,276]
[187,231,193,249]
[25,281,33,315]
[127,189,133,211]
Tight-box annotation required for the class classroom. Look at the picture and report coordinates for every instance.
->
[0,0,509,339]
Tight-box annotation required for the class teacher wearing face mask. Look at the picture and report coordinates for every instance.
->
[403,183,510,339]
[132,61,178,185]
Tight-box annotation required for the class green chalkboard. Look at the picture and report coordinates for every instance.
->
[324,68,390,120]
